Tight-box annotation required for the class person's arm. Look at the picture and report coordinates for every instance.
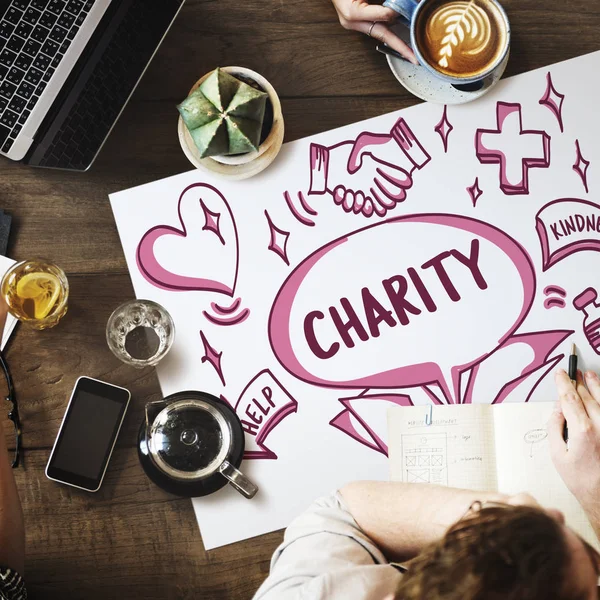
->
[0,433,24,576]
[254,484,537,599]
[340,481,508,562]
[0,298,24,577]
[548,368,600,539]
[253,492,404,600]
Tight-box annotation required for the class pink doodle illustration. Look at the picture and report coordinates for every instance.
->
[269,213,536,405]
[535,198,600,271]
[212,298,241,315]
[265,210,291,266]
[475,102,551,195]
[573,140,590,193]
[223,370,298,459]
[330,329,570,452]
[203,297,250,326]
[543,285,567,309]
[137,183,240,294]
[108,52,600,551]
[200,330,226,386]
[329,330,570,452]
[203,304,250,326]
[200,199,225,245]
[298,192,317,217]
[330,392,413,455]
[467,177,483,207]
[137,183,250,327]
[330,410,382,454]
[539,71,565,132]
[306,118,431,218]
[423,387,444,405]
[434,105,453,152]
[573,288,600,355]
[463,329,571,405]
[283,191,317,227]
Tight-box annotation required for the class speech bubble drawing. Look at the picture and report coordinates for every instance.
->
[524,429,548,444]
[269,214,536,404]
[535,198,600,271]
[524,428,548,457]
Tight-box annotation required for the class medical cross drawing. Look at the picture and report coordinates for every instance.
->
[476,102,551,195]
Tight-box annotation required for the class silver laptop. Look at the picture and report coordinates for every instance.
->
[0,0,185,170]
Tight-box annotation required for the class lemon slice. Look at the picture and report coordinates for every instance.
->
[16,272,61,319]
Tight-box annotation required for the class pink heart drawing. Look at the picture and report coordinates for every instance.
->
[136,183,239,296]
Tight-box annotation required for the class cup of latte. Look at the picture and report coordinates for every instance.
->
[383,0,510,88]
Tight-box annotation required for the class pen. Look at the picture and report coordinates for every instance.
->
[564,343,578,443]
[568,342,578,383]
[376,43,410,62]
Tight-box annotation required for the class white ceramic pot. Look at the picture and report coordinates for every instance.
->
[178,66,284,180]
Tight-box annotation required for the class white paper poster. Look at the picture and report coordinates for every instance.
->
[111,51,600,549]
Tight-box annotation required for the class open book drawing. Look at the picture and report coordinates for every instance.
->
[388,403,599,551]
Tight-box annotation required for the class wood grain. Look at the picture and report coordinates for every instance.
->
[0,0,596,596]
[136,0,600,100]
[4,274,162,450]
[15,450,281,600]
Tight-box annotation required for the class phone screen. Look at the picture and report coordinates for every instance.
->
[46,377,130,491]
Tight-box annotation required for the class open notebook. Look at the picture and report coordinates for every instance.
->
[388,403,599,551]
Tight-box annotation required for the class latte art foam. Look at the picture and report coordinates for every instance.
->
[415,0,507,78]
[431,2,491,68]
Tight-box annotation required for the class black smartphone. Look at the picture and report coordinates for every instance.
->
[46,376,130,492]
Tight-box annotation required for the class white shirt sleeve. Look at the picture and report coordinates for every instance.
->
[253,491,402,600]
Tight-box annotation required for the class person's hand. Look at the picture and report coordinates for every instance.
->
[330,0,418,64]
[548,369,600,522]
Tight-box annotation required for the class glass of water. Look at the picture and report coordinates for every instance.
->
[106,299,175,368]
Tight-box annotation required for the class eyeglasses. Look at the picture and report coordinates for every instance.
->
[461,500,514,524]
[465,500,507,514]
[0,349,20,468]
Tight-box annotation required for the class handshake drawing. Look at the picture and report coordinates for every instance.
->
[308,118,430,218]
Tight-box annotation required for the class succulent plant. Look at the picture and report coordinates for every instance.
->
[178,68,268,159]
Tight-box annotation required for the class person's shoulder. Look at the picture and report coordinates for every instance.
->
[285,490,356,535]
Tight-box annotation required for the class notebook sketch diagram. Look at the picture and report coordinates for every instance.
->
[389,403,600,553]
[402,432,448,485]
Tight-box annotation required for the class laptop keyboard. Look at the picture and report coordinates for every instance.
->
[27,0,179,170]
[0,0,95,153]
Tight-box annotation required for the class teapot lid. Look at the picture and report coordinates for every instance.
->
[147,398,232,481]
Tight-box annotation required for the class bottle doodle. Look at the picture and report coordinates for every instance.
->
[573,287,600,355]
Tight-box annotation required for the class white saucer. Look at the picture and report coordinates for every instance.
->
[385,27,509,104]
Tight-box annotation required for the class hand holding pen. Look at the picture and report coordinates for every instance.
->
[562,343,578,442]
[549,367,600,535]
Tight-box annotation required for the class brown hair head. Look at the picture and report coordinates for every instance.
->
[394,503,587,600]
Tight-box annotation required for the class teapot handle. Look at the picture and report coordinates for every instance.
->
[219,461,259,499]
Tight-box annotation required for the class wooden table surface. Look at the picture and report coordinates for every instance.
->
[1,0,598,597]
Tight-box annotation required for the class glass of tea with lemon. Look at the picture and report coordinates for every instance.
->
[1,260,69,329]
